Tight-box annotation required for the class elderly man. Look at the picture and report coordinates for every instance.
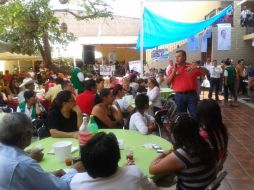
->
[166,50,206,117]
[0,113,80,190]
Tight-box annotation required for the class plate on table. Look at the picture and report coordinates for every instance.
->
[48,146,79,155]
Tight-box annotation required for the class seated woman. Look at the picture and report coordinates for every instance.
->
[17,91,44,120]
[70,132,156,190]
[46,90,82,138]
[149,113,216,190]
[197,99,228,173]
[6,77,19,99]
[129,94,156,135]
[91,88,123,129]
[147,77,162,114]
[112,84,134,116]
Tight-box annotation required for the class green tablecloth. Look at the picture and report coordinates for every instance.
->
[160,88,174,99]
[28,129,172,177]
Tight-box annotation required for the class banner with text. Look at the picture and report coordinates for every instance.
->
[129,60,142,73]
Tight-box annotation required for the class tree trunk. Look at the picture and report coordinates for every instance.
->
[42,32,53,69]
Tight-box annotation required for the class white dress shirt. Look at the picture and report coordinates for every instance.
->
[70,165,156,190]
[129,111,155,135]
[209,66,223,78]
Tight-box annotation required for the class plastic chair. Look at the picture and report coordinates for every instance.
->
[205,171,227,190]
[37,125,50,139]
[154,109,169,137]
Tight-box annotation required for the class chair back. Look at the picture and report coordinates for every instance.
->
[205,171,227,190]
[37,125,50,139]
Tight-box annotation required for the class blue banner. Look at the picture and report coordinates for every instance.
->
[136,5,233,50]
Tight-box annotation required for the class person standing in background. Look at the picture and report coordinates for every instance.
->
[208,60,223,101]
[223,59,238,106]
[166,50,206,118]
[70,60,85,94]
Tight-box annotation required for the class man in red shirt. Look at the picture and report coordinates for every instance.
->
[76,79,97,116]
[166,50,206,117]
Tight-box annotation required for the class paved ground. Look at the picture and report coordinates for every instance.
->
[201,93,254,189]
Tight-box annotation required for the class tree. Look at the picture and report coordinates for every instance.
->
[0,0,112,69]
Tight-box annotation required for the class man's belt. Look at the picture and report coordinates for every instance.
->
[176,90,196,94]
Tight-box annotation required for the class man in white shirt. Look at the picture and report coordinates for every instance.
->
[241,6,252,27]
[218,29,230,50]
[18,78,35,103]
[70,132,156,190]
[204,57,212,81]
[208,60,223,100]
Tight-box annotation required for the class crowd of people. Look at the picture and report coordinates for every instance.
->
[241,5,254,28]
[2,49,249,190]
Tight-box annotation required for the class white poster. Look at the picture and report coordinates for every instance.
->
[217,24,231,51]
[128,60,141,73]
[100,65,112,76]
[187,34,199,52]
[108,51,116,64]
[201,33,207,53]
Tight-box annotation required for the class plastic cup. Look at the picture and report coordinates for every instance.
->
[117,139,124,149]
[126,148,134,161]
[64,157,73,166]
[53,141,72,162]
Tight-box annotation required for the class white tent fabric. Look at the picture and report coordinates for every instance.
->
[0,52,41,60]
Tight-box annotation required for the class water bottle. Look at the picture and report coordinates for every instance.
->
[79,115,92,154]
[87,115,99,135]
[79,116,88,132]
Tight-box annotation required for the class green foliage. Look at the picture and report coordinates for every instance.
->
[0,0,75,55]
[83,64,94,74]
[0,0,112,67]
[53,57,74,74]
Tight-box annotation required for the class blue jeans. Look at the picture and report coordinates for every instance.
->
[174,91,198,118]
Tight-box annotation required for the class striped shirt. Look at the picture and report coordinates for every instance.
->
[173,148,216,190]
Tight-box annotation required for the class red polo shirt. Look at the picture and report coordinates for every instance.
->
[167,63,204,92]
[76,90,95,115]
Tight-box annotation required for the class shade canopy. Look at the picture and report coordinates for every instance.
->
[136,5,233,49]
[0,52,41,60]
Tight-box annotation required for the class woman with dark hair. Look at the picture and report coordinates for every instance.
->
[91,88,123,129]
[46,90,82,138]
[149,113,216,190]
[6,77,19,98]
[129,94,156,134]
[70,132,156,190]
[197,99,228,173]
[112,84,133,116]
[147,77,162,114]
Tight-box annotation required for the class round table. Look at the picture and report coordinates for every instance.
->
[28,129,172,177]
[160,88,174,99]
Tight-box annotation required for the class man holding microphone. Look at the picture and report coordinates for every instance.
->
[166,50,206,117]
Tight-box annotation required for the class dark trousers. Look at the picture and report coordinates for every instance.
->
[175,91,198,118]
[209,78,221,100]
[224,83,237,101]
[238,76,247,95]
